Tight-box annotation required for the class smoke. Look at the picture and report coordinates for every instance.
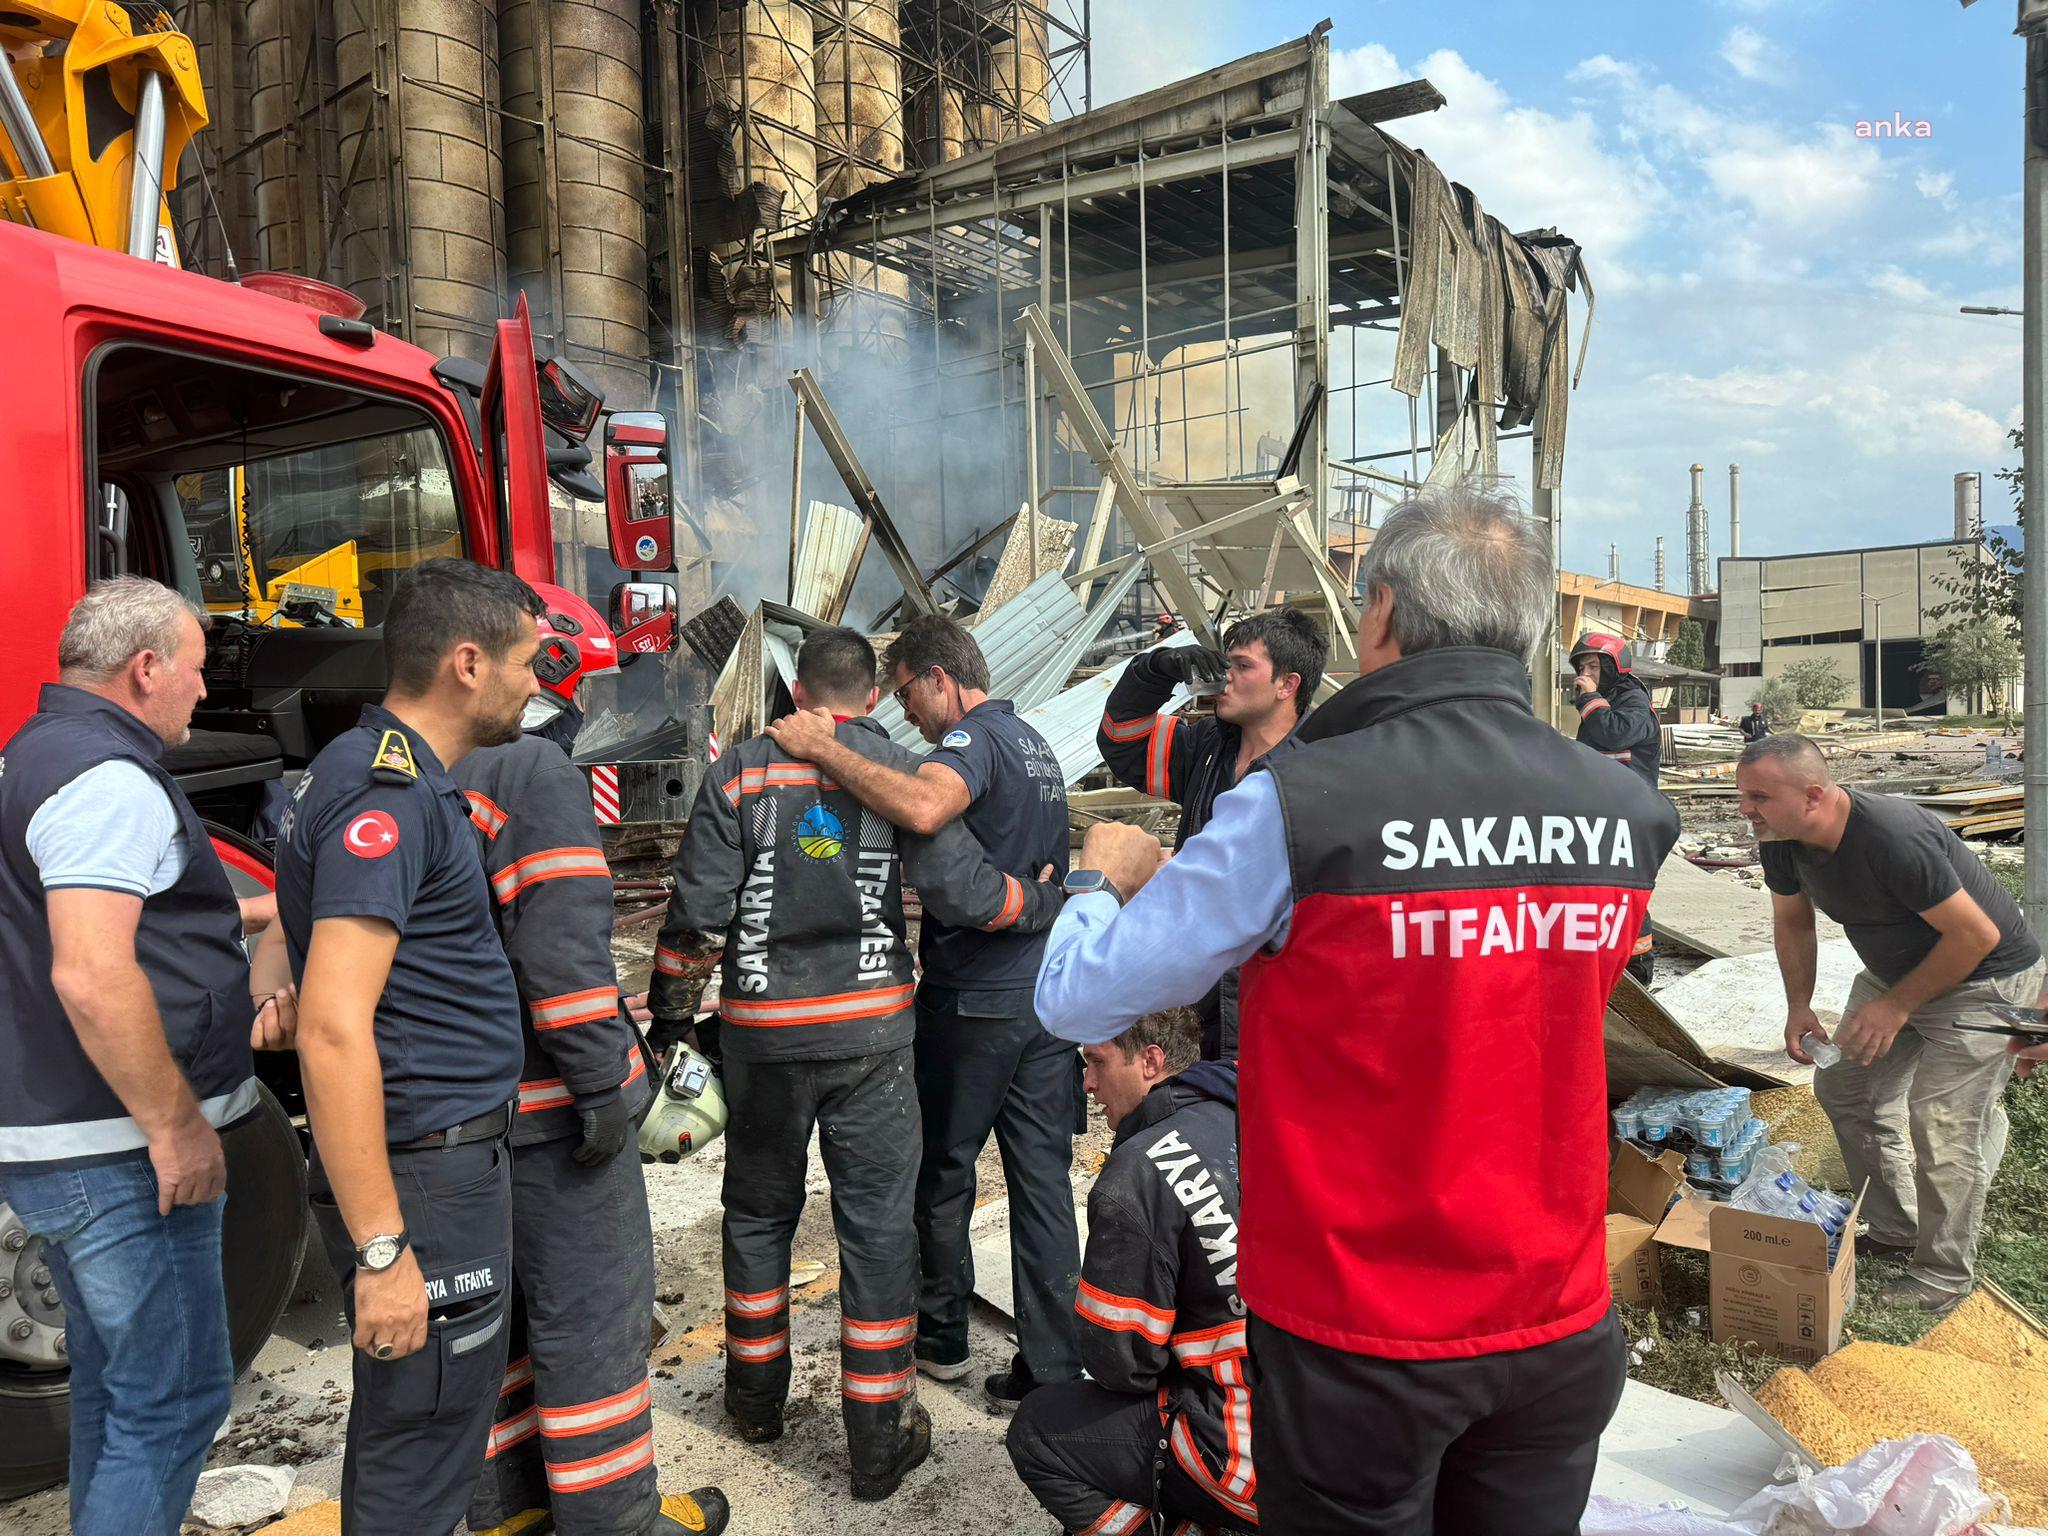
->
[696,297,1032,628]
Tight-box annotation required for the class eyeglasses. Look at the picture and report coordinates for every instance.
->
[891,666,937,710]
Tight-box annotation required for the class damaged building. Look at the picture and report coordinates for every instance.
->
[163,8,1594,778]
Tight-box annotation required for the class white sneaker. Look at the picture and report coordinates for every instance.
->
[914,1353,971,1383]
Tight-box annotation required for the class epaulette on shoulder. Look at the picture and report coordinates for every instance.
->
[370,728,421,786]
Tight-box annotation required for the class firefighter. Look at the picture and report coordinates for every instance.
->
[650,627,1066,1500]
[765,613,1079,1408]
[1006,1006,1256,1535]
[1570,632,1663,986]
[275,560,538,1535]
[1095,607,1325,1058]
[1036,492,1680,1536]
[459,584,728,1536]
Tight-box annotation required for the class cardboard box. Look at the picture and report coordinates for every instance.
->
[1655,1186,1863,1365]
[1606,1144,1688,1306]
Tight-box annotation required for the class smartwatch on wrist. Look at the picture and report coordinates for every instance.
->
[1061,869,1126,907]
[354,1229,411,1273]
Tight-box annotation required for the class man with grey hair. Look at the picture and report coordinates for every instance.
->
[1034,488,1679,1534]
[0,576,266,1536]
[1737,732,2043,1314]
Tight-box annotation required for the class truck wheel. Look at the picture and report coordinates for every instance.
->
[0,1082,307,1501]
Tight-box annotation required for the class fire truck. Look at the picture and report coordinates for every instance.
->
[0,1,683,1496]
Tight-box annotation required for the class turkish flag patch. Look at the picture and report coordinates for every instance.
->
[344,811,400,859]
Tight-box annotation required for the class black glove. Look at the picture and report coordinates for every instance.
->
[1165,648,1228,688]
[646,1014,694,1057]
[571,1089,632,1168]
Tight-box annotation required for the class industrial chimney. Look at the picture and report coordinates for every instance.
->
[1655,536,1666,592]
[1729,463,1741,559]
[1955,472,1982,542]
[1609,543,1619,583]
[1686,463,1709,594]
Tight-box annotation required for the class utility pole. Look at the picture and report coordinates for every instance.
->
[1862,591,1889,731]
[2024,0,2048,935]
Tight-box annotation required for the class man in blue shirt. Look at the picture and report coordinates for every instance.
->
[767,611,1080,1408]
[275,559,541,1536]
[0,578,265,1536]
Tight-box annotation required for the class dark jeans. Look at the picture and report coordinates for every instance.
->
[1249,1310,1625,1536]
[1008,1380,1255,1533]
[0,1152,232,1536]
[912,987,1082,1384]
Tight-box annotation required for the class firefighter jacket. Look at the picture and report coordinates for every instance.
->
[455,734,649,1146]
[1096,650,1299,851]
[1573,671,1664,952]
[1075,1062,1254,1528]
[651,715,1065,1064]
[1573,671,1660,794]
[1238,647,1679,1359]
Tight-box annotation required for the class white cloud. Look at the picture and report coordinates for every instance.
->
[1329,44,1666,258]
[1719,26,1783,84]
[1915,169,1956,206]
[1871,266,1937,304]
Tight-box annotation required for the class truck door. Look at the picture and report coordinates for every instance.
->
[481,293,554,587]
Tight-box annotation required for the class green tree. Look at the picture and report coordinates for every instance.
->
[1666,618,1709,708]
[1780,656,1851,709]
[1753,677,1801,728]
[1923,617,2023,717]
[1927,427,2023,634]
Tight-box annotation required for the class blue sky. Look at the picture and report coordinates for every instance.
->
[1086,0,2025,584]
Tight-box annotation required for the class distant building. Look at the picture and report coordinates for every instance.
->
[1717,538,2010,717]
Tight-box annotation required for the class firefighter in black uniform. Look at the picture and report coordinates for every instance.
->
[1095,608,1325,1059]
[275,560,540,1535]
[460,584,728,1536]
[1570,632,1665,985]
[1007,1006,1257,1535]
[650,628,1065,1501]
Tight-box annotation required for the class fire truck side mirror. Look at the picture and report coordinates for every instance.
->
[610,581,677,658]
[603,412,674,572]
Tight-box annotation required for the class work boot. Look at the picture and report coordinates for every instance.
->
[723,1386,783,1443]
[1857,1234,1915,1264]
[654,1488,731,1534]
[1870,1276,1968,1316]
[851,1402,933,1502]
[982,1353,1039,1412]
[470,1513,553,1536]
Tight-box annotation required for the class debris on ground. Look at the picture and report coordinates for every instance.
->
[248,1501,340,1536]
[187,1463,294,1530]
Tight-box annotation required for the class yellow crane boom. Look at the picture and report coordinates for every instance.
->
[0,2,207,261]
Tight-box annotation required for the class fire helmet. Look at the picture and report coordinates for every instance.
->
[1569,632,1634,675]
[637,1042,728,1164]
[523,581,620,732]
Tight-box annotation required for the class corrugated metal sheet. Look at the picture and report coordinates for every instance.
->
[1020,631,1197,786]
[791,500,865,618]
[869,571,1088,749]
[1011,555,1148,714]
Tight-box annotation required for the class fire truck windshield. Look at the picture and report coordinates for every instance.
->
[177,425,464,629]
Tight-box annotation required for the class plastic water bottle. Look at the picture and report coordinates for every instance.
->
[1803,1033,1843,1069]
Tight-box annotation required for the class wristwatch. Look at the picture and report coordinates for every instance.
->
[1061,869,1125,907]
[353,1229,411,1273]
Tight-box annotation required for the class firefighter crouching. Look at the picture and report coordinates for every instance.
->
[1570,632,1664,986]
[649,628,1066,1500]
[457,583,728,1536]
[1007,1007,1256,1534]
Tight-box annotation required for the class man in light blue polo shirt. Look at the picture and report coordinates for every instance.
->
[0,578,263,1536]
